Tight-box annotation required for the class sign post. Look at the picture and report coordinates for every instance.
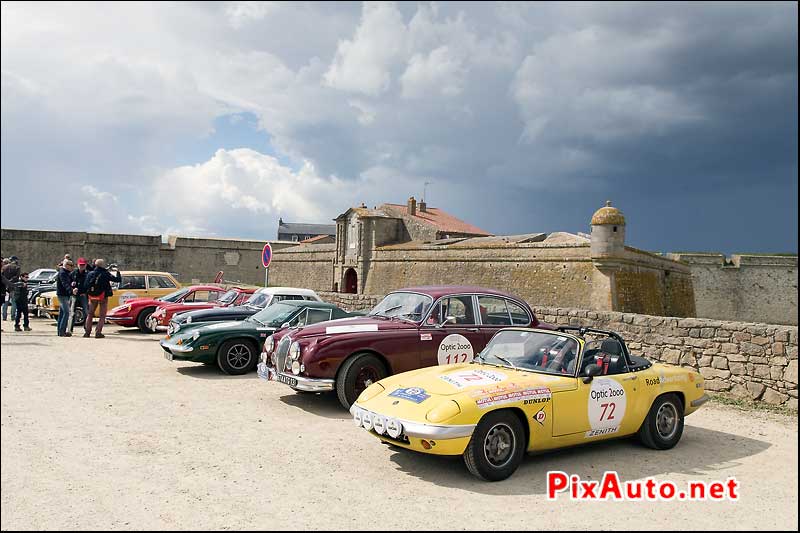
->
[262,243,273,287]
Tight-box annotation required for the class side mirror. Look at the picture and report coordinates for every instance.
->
[436,316,457,328]
[582,364,602,383]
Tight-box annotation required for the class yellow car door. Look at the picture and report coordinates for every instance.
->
[551,338,646,445]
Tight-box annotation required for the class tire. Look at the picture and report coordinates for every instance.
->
[217,339,258,376]
[335,353,387,409]
[72,306,86,328]
[136,307,157,333]
[637,393,684,450]
[463,410,526,482]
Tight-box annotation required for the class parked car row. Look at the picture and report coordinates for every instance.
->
[31,271,709,482]
[152,284,710,482]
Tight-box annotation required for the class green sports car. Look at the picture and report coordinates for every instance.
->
[160,300,359,375]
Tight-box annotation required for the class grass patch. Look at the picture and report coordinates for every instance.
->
[709,393,796,416]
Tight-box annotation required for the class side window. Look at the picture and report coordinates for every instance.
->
[507,300,531,325]
[477,296,511,326]
[150,276,177,289]
[307,308,332,325]
[119,275,145,290]
[580,338,628,376]
[236,293,250,305]
[190,290,212,302]
[289,309,306,327]
[434,296,476,325]
[209,291,222,302]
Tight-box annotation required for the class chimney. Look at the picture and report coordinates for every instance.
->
[407,196,417,216]
[419,198,427,213]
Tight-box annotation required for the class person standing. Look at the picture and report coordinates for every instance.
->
[68,258,90,333]
[0,258,7,325]
[83,259,121,339]
[2,256,21,322]
[56,260,77,337]
[13,272,31,332]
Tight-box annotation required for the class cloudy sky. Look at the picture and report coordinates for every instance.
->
[1,1,797,253]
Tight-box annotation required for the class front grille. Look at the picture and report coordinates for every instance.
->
[276,336,291,373]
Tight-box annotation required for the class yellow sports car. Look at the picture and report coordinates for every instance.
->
[351,326,708,481]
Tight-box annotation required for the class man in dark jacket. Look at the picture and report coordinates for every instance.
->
[56,260,77,337]
[13,272,32,332]
[2,256,21,322]
[83,258,121,338]
[68,258,90,333]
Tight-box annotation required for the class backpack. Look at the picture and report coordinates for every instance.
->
[86,271,104,297]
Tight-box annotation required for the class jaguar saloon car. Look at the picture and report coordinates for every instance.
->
[350,326,708,481]
[160,300,358,375]
[259,286,549,409]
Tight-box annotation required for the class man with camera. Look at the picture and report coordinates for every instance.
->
[83,259,122,339]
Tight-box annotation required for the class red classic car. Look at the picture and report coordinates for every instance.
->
[258,286,550,408]
[147,286,256,332]
[106,285,233,332]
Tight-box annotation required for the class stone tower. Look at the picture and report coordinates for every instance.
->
[590,200,626,258]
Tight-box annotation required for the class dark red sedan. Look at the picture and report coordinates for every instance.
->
[258,286,548,408]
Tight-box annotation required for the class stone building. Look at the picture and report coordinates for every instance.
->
[276,218,336,243]
[269,199,697,317]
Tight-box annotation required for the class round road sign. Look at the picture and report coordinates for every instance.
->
[262,243,273,268]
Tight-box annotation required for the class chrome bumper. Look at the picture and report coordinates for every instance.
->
[159,339,194,353]
[350,403,477,440]
[691,394,710,408]
[258,363,334,392]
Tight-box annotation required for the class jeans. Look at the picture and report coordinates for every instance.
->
[85,297,109,336]
[57,295,72,335]
[14,299,29,329]
[2,298,16,321]
[69,295,89,333]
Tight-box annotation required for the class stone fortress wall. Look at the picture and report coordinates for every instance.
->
[670,253,797,326]
[0,228,297,287]
[316,290,798,410]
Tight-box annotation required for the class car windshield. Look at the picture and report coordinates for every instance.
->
[248,303,299,326]
[244,292,271,308]
[29,269,56,281]
[479,330,580,376]
[217,289,238,305]
[370,292,433,321]
[160,288,190,303]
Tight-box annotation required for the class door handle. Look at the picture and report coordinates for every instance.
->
[622,376,637,381]
[467,328,480,333]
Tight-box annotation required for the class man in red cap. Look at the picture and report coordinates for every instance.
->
[68,257,90,333]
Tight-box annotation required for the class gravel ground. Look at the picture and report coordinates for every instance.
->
[1,320,797,530]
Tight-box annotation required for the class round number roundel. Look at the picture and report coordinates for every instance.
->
[437,334,474,365]
[588,377,627,431]
[262,243,273,268]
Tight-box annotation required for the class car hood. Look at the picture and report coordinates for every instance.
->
[355,363,578,423]
[176,305,259,321]
[284,315,415,340]
[172,319,262,338]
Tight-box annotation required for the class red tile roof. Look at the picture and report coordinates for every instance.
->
[300,234,332,244]
[382,204,492,236]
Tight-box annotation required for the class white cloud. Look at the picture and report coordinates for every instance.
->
[324,2,408,96]
[225,1,279,29]
[401,46,466,98]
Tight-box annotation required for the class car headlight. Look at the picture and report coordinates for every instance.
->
[358,383,385,403]
[271,352,277,366]
[192,331,200,341]
[264,335,275,354]
[186,316,192,324]
[386,418,403,439]
[373,415,387,435]
[289,341,301,361]
[291,361,301,375]
[426,400,461,423]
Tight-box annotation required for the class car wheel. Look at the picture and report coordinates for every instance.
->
[637,393,684,450]
[463,410,526,482]
[217,339,258,376]
[72,306,86,328]
[336,353,387,409]
[136,307,157,333]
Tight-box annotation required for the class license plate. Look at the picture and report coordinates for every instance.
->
[277,374,297,387]
[164,351,173,361]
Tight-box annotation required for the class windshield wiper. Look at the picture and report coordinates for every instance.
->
[492,354,517,369]
[249,317,266,326]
